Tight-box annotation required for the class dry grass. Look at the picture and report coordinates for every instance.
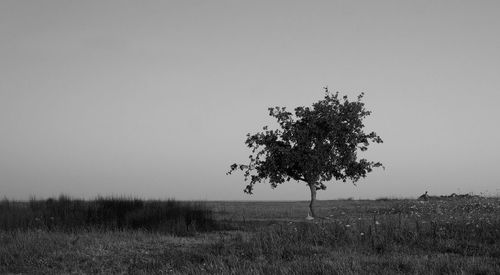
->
[1,197,499,274]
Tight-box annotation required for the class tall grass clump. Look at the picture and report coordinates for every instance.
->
[0,195,217,235]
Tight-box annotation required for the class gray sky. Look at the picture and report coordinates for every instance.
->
[1,0,499,200]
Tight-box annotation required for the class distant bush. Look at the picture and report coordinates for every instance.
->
[375,196,399,201]
[0,195,217,235]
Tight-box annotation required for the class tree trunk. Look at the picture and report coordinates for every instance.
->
[308,183,317,218]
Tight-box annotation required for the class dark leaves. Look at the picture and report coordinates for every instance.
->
[228,89,383,194]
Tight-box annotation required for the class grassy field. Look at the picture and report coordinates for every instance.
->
[1,197,499,274]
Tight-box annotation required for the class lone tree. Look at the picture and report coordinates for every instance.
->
[227,88,383,218]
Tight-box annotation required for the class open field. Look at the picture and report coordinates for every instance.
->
[1,197,500,274]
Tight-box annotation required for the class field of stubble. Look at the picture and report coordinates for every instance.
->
[1,197,499,274]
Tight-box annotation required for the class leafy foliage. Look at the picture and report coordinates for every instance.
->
[228,88,383,194]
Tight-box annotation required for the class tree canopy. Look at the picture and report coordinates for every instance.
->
[228,89,383,217]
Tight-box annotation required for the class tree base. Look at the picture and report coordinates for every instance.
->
[305,213,314,220]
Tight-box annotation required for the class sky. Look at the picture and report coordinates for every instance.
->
[1,0,499,201]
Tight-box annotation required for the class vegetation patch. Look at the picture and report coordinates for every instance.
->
[0,195,218,235]
[1,198,499,274]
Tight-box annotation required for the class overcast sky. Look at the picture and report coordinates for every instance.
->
[1,1,499,200]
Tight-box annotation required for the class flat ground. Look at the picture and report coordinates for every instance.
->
[1,198,500,274]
